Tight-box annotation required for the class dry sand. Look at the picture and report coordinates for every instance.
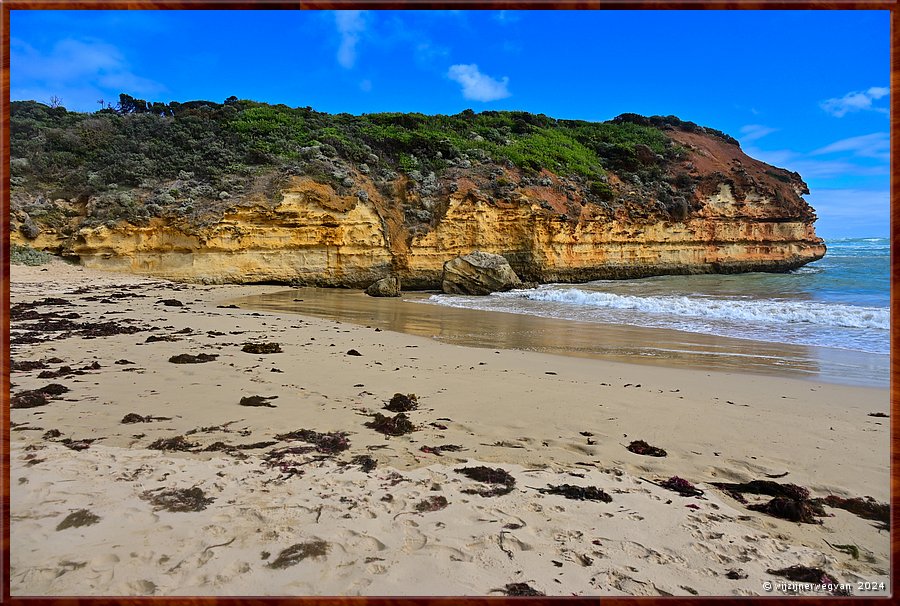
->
[7,260,891,596]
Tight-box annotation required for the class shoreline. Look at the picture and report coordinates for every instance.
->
[234,286,888,389]
[9,261,891,596]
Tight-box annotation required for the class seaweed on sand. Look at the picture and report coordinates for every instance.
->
[455,466,516,497]
[748,496,824,524]
[242,342,282,354]
[365,413,416,436]
[660,476,704,498]
[419,444,465,456]
[384,393,418,412]
[711,480,809,501]
[141,487,215,512]
[56,509,101,531]
[497,583,545,596]
[349,454,377,472]
[11,383,70,409]
[121,413,172,424]
[415,496,449,513]
[148,435,199,451]
[168,353,218,364]
[538,484,612,503]
[267,541,329,569]
[239,395,278,408]
[626,440,667,457]
[824,495,890,528]
[274,429,350,454]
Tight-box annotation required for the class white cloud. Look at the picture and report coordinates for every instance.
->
[820,86,889,117]
[739,124,778,142]
[359,79,372,93]
[811,132,889,160]
[743,144,889,180]
[447,64,510,102]
[10,37,165,111]
[335,10,367,69]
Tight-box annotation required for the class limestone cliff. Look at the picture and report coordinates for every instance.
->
[10,107,825,288]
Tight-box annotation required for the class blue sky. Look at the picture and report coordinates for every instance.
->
[10,10,890,238]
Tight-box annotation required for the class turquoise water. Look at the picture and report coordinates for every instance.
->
[424,238,890,356]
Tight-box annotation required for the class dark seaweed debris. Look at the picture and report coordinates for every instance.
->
[148,435,199,451]
[626,440,667,457]
[275,429,350,454]
[346,349,362,356]
[384,393,418,412]
[11,383,70,408]
[539,484,612,503]
[365,413,416,436]
[239,395,279,408]
[725,569,748,580]
[499,583,545,596]
[456,466,516,497]
[824,495,890,527]
[415,496,449,513]
[169,353,218,364]
[711,480,809,501]
[157,299,184,306]
[661,476,704,497]
[267,541,329,569]
[56,509,101,531]
[349,454,377,472]
[712,480,826,525]
[867,412,888,418]
[121,413,172,424]
[242,342,282,354]
[141,487,214,512]
[748,496,824,524]
[419,444,465,456]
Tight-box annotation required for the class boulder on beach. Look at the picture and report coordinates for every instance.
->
[441,251,522,296]
[365,275,401,297]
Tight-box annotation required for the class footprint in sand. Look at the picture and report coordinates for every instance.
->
[402,527,428,552]
[124,579,158,595]
[344,529,388,552]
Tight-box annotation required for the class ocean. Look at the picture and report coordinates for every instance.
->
[424,238,890,357]
[238,238,890,387]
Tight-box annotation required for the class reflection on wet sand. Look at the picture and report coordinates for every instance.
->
[235,288,888,387]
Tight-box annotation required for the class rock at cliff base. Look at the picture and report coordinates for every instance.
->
[365,275,401,297]
[441,251,522,296]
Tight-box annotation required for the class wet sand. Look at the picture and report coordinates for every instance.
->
[236,287,889,387]
[8,260,891,596]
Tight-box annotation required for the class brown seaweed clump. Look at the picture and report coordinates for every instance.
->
[349,454,377,472]
[365,413,416,436]
[661,476,704,497]
[455,466,516,497]
[384,393,418,412]
[748,496,824,524]
[11,383,70,409]
[539,484,612,503]
[242,343,282,354]
[121,413,172,424]
[56,509,101,531]
[824,495,890,528]
[415,496,449,513]
[239,395,278,408]
[148,435,199,451]
[168,353,218,364]
[497,583,545,596]
[141,487,214,512]
[626,440,667,457]
[267,541,329,569]
[275,429,350,454]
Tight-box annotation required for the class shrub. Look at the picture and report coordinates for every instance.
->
[10,244,52,266]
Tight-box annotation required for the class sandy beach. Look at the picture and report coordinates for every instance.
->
[8,260,891,596]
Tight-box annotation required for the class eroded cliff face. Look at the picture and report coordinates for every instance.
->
[11,128,826,288]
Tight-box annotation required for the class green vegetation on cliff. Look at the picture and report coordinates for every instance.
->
[10,94,752,237]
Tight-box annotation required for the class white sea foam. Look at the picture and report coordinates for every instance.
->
[496,288,889,330]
